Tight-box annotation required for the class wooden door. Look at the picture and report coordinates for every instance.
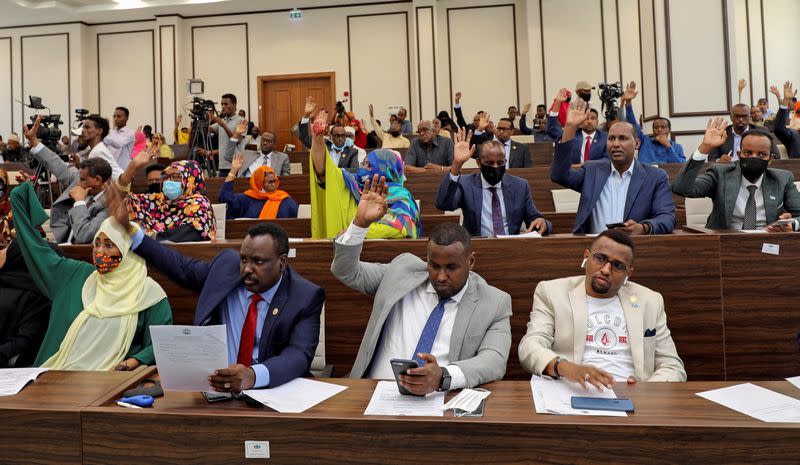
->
[258,72,335,152]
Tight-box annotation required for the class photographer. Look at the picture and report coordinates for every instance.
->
[202,93,245,177]
[24,115,113,244]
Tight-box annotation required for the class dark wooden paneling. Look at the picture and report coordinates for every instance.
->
[224,214,459,239]
[81,378,800,465]
[62,234,724,381]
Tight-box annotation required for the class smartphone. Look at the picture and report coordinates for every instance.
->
[202,391,234,403]
[390,358,420,396]
[606,223,626,229]
[571,396,634,412]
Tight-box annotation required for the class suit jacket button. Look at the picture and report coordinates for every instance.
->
[272,308,279,316]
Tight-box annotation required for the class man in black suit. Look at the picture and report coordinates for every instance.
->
[297,96,359,171]
[709,103,779,162]
[471,117,532,168]
[770,81,800,158]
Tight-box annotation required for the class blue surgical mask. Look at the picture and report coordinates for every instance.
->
[331,142,346,152]
[162,180,183,200]
[344,137,355,148]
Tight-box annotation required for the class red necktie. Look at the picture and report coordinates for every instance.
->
[237,294,262,366]
[584,135,592,162]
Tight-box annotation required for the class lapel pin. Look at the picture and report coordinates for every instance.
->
[770,196,776,200]
[272,308,279,316]
[629,295,639,308]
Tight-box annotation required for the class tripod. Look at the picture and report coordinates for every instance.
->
[189,118,217,178]
[28,149,60,208]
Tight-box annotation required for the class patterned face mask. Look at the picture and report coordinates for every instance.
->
[93,251,122,274]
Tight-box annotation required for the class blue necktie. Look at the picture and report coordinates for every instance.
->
[412,297,451,365]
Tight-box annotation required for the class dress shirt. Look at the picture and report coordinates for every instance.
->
[335,222,468,389]
[329,146,346,167]
[730,174,766,229]
[130,227,279,388]
[406,136,453,167]
[732,131,743,161]
[582,130,596,160]
[589,159,636,234]
[244,151,274,177]
[496,138,511,164]
[449,172,509,236]
[103,126,135,170]
[88,142,123,180]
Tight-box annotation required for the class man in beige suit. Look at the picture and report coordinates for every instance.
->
[331,176,512,395]
[518,229,685,390]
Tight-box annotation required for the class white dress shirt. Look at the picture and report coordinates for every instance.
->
[449,172,508,236]
[244,151,274,177]
[87,142,123,180]
[731,174,766,229]
[590,159,636,234]
[103,126,135,170]
[336,223,468,389]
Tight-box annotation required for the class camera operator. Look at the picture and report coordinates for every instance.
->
[0,133,29,163]
[103,106,136,170]
[201,93,245,177]
[23,115,114,244]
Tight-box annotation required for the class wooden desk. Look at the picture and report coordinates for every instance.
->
[224,214,459,239]
[0,369,144,465]
[80,373,800,464]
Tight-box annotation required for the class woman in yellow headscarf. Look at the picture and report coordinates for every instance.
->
[11,182,172,371]
[218,153,299,219]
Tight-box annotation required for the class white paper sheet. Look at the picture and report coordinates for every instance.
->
[697,383,800,423]
[0,368,49,396]
[496,231,542,239]
[786,376,800,390]
[150,325,228,391]
[244,378,347,413]
[530,375,626,417]
[364,380,445,416]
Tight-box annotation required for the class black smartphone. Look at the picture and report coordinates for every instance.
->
[390,358,420,396]
[201,391,234,403]
[606,222,626,229]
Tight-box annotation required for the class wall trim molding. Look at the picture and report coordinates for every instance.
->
[415,6,437,121]
[190,23,251,117]
[20,32,70,128]
[1,37,13,133]
[158,25,177,134]
[97,29,157,128]
[639,0,660,122]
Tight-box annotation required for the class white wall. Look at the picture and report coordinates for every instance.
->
[0,0,798,147]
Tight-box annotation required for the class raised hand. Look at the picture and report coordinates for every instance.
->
[24,114,43,145]
[477,113,490,132]
[354,174,388,228]
[555,87,569,103]
[131,144,158,170]
[738,78,747,94]
[231,153,244,174]
[782,81,796,107]
[622,81,638,102]
[455,91,462,104]
[312,109,329,135]
[769,84,781,100]
[368,104,374,118]
[105,184,131,232]
[698,117,728,153]
[522,103,531,115]
[234,119,248,136]
[303,95,317,117]
[565,100,589,128]
[175,114,182,125]
[452,127,476,170]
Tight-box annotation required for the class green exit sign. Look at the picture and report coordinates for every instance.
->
[289,8,303,20]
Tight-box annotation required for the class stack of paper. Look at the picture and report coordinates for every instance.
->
[364,381,445,416]
[244,378,347,413]
[787,376,800,390]
[530,375,626,417]
[497,231,541,239]
[697,383,800,422]
[150,325,228,391]
[0,368,49,396]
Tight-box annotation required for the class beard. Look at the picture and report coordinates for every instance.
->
[590,276,611,295]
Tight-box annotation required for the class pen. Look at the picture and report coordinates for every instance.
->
[116,401,143,409]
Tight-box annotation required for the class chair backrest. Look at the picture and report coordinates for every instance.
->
[310,303,326,373]
[685,197,713,226]
[290,162,303,175]
[212,203,227,239]
[778,144,788,160]
[462,158,478,169]
[551,189,581,213]
[794,181,800,191]
[442,208,464,225]
[297,204,311,219]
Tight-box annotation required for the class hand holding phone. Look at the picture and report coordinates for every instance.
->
[390,358,420,396]
[606,222,626,229]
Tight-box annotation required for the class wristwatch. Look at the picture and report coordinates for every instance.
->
[438,367,452,392]
[553,356,564,378]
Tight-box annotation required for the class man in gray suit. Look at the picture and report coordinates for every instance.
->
[331,177,512,395]
[672,119,800,231]
[237,131,291,177]
[23,121,113,244]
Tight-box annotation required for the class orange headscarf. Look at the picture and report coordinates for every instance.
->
[243,166,290,219]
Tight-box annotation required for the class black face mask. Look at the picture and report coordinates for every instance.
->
[147,183,163,194]
[389,130,401,137]
[579,93,591,103]
[480,163,505,186]
[739,157,769,183]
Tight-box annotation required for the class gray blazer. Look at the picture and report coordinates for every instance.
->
[671,159,800,228]
[239,150,292,177]
[331,240,512,387]
[31,145,108,244]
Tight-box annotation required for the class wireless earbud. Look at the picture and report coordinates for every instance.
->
[623,276,629,285]
[580,258,587,269]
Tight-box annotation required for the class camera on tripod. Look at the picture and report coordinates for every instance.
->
[26,96,63,154]
[189,97,217,123]
[597,81,623,122]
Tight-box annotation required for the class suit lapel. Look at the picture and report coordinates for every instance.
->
[501,178,516,233]
[762,172,780,223]
[624,162,646,218]
[724,167,741,225]
[471,174,484,231]
[449,275,479,360]
[509,144,518,167]
[568,283,587,363]
[618,286,644,382]
[257,269,291,361]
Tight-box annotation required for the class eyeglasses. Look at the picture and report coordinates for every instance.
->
[588,251,630,273]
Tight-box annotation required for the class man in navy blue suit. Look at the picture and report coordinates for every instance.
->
[107,188,325,392]
[435,128,551,236]
[547,88,608,163]
[550,99,676,235]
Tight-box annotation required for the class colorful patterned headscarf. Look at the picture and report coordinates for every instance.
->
[127,160,216,240]
[342,149,420,237]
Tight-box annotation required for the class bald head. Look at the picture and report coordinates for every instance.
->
[417,120,434,144]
